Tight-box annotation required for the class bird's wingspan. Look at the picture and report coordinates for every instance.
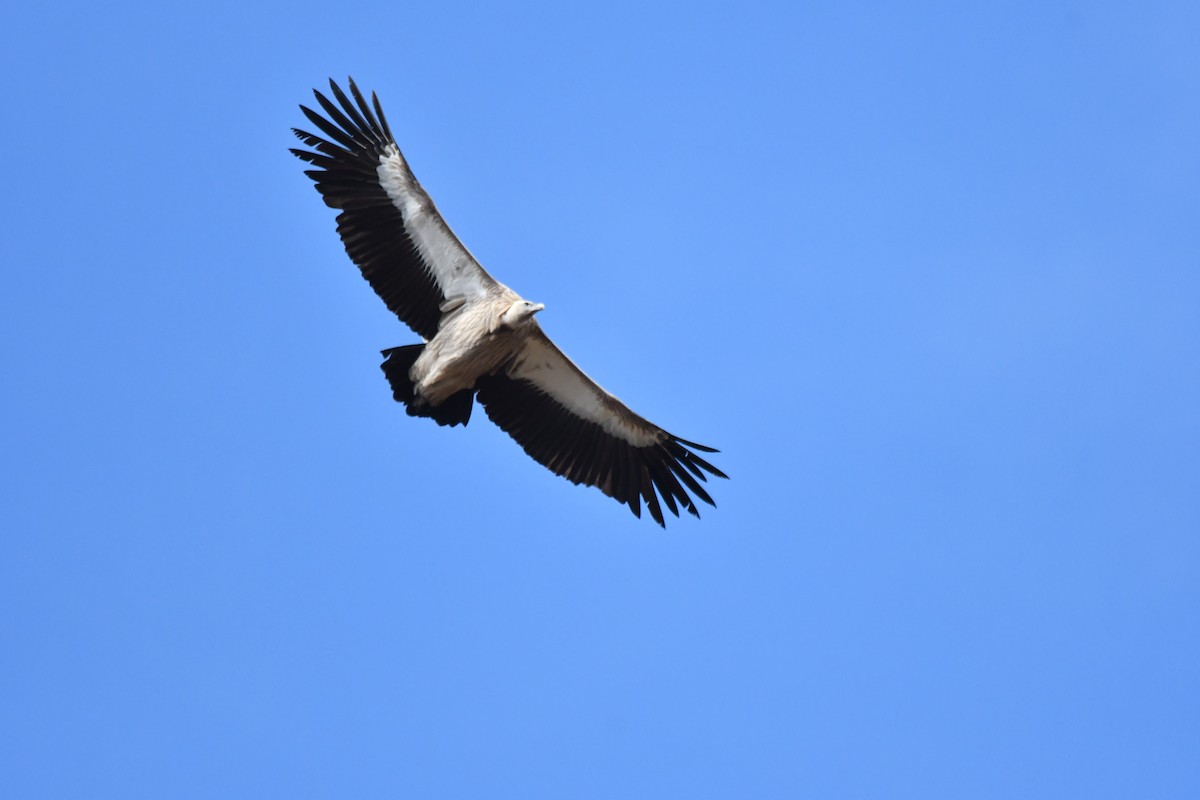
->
[475,330,727,526]
[291,78,498,341]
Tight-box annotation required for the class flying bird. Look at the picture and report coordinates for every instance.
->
[291,78,726,526]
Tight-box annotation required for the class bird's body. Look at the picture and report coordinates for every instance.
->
[411,293,540,407]
[292,79,725,525]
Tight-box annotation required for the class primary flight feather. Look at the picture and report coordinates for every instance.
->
[291,78,726,526]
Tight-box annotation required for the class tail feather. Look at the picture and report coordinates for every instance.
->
[380,345,422,405]
[380,345,474,427]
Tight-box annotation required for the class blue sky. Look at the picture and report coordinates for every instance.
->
[2,1,1197,797]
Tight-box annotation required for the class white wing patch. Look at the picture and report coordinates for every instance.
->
[376,145,495,301]
[511,336,662,448]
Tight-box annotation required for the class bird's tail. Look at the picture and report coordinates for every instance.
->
[380,345,474,427]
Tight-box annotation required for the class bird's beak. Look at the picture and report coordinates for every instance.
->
[532,303,545,314]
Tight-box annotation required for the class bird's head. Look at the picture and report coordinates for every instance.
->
[500,299,545,329]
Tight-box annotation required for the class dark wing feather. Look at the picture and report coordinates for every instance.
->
[476,332,726,526]
[291,78,495,340]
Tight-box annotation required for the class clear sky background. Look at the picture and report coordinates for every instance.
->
[2,1,1197,797]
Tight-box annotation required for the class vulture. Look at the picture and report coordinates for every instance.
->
[291,78,726,526]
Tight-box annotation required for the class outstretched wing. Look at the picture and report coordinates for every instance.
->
[291,78,498,341]
[476,330,726,526]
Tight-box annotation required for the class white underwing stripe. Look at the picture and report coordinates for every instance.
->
[376,148,494,302]
[511,337,661,448]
